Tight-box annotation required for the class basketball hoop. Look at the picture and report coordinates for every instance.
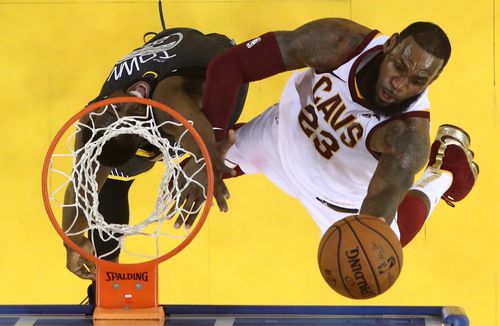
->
[41,97,214,322]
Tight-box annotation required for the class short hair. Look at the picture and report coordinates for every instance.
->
[98,134,141,167]
[81,126,141,168]
[398,22,451,69]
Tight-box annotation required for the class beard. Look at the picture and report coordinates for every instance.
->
[363,54,423,118]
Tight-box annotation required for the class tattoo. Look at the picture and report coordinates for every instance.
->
[361,120,429,222]
[346,31,365,51]
[279,18,368,71]
[383,121,427,173]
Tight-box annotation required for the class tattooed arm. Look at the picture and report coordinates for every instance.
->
[361,118,430,224]
[203,18,372,137]
[274,18,371,71]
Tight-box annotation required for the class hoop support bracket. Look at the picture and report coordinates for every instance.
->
[93,260,164,322]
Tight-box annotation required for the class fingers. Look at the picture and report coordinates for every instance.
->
[223,129,237,153]
[174,199,194,229]
[169,152,231,230]
[67,253,96,280]
[167,189,186,221]
[70,266,95,280]
[172,180,204,229]
[166,172,187,219]
[214,178,230,212]
[209,153,236,177]
[73,261,96,280]
[172,179,228,229]
[184,201,203,229]
[218,130,237,176]
[175,198,204,230]
[205,130,238,177]
[65,237,96,280]
[216,162,237,178]
[86,258,96,275]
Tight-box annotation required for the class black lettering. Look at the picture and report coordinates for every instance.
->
[299,86,363,159]
[317,94,343,123]
[330,104,356,131]
[104,271,149,282]
[359,282,373,296]
[377,256,397,274]
[345,247,375,297]
[340,123,364,147]
[314,130,340,159]
[298,104,318,137]
[345,248,359,259]
[312,77,333,104]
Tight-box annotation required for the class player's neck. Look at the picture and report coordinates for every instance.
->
[355,53,383,104]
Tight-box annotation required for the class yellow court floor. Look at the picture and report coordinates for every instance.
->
[0,1,498,325]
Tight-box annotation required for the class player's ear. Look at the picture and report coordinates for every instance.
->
[429,71,442,84]
[127,81,151,98]
[383,33,399,54]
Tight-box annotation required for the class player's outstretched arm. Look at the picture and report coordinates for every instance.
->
[152,76,236,227]
[152,76,236,176]
[62,120,112,280]
[360,118,430,224]
[153,76,217,154]
[203,18,371,138]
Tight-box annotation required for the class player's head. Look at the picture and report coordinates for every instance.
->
[85,81,151,167]
[98,133,142,167]
[370,22,451,117]
[82,108,143,167]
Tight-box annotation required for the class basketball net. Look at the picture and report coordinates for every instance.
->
[42,97,214,322]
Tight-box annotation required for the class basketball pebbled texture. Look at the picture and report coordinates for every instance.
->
[317,215,403,299]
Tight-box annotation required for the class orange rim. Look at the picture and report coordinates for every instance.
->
[41,96,214,267]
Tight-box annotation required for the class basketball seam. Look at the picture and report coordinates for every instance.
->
[318,226,339,262]
[344,217,381,295]
[356,218,403,272]
[318,226,340,285]
[335,224,356,298]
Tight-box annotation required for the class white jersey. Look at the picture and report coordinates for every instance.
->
[276,32,430,221]
[226,31,430,234]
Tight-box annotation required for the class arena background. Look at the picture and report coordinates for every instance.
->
[0,0,498,325]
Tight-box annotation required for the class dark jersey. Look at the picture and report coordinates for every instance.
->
[93,28,247,179]
[97,27,236,98]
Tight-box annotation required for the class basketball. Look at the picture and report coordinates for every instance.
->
[317,215,403,299]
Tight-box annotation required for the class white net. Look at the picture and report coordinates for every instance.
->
[47,103,209,261]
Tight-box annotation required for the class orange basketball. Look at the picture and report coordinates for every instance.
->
[317,215,403,299]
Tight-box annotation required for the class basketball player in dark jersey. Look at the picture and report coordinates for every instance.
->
[63,28,248,285]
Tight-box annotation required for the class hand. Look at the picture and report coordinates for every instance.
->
[169,130,237,229]
[206,129,238,179]
[65,237,96,280]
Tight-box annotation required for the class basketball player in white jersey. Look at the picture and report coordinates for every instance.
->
[201,19,479,245]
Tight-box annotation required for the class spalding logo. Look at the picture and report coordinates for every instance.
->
[345,247,375,297]
[105,272,149,282]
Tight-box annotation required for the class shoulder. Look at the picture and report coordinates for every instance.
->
[275,18,374,71]
[289,18,372,40]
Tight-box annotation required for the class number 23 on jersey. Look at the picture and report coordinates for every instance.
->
[298,76,364,159]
